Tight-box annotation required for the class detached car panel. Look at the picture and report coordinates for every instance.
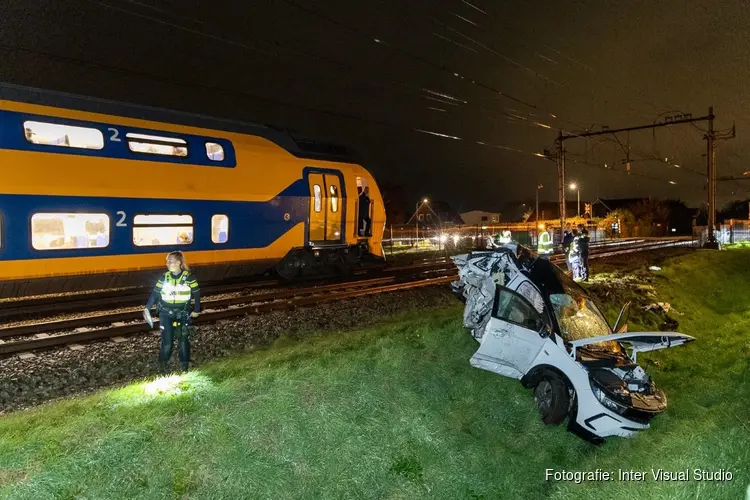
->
[452,244,695,440]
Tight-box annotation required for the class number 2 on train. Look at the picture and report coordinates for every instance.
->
[116,211,127,227]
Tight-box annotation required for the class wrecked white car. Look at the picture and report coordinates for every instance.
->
[451,243,695,440]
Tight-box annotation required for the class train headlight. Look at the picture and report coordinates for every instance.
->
[452,234,460,244]
[439,234,448,243]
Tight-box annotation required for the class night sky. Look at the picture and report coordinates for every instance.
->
[1,0,748,212]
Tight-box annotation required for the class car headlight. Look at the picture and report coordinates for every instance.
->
[591,385,627,414]
[589,377,630,415]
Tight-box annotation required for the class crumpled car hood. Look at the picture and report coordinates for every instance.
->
[570,332,695,353]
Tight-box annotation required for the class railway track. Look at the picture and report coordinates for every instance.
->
[0,257,452,322]
[0,238,661,321]
[0,238,692,357]
[0,269,457,357]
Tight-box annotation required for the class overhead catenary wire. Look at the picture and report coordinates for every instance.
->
[276,0,570,121]
[14,2,721,195]
[87,0,562,136]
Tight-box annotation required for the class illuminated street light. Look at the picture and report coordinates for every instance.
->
[569,183,580,218]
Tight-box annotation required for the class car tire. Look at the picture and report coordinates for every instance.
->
[533,373,570,425]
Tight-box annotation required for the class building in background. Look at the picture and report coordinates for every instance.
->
[460,210,501,226]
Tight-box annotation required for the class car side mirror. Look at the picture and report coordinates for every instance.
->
[539,324,552,338]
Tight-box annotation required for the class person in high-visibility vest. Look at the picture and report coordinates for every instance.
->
[577,225,591,281]
[144,251,201,373]
[537,226,554,255]
[496,230,512,245]
[568,228,581,280]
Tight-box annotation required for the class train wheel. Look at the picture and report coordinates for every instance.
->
[336,249,357,275]
[276,254,300,280]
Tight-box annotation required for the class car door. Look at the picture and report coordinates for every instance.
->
[470,285,550,379]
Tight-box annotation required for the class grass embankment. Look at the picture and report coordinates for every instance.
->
[0,250,748,499]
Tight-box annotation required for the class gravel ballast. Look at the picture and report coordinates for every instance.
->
[0,286,459,413]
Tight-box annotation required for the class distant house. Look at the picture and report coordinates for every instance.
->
[406,200,464,227]
[460,210,501,225]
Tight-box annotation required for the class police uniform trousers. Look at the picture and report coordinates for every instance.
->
[159,309,190,372]
[580,253,590,281]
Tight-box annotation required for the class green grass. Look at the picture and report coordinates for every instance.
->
[1,250,749,499]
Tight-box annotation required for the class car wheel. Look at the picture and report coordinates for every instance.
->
[533,373,570,425]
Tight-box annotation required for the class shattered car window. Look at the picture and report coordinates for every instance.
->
[547,265,612,343]
[550,293,611,341]
[516,281,545,314]
[495,288,544,331]
[549,282,623,354]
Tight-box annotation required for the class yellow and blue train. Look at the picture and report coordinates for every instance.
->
[0,84,386,298]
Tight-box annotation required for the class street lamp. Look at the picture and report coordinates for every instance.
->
[569,183,580,218]
[415,198,428,247]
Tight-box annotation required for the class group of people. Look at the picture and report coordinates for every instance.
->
[562,224,590,282]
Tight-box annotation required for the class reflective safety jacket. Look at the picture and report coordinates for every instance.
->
[496,231,512,245]
[146,271,201,312]
[537,231,554,255]
[568,236,581,259]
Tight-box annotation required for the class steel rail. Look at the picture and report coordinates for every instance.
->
[0,274,457,356]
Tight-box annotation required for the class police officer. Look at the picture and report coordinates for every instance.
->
[568,228,581,280]
[577,224,590,281]
[144,251,201,373]
[562,224,574,272]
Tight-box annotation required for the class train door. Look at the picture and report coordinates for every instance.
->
[308,173,326,243]
[324,174,342,242]
[307,171,344,245]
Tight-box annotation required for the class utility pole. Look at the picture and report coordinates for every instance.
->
[705,107,718,248]
[535,184,543,224]
[557,132,566,240]
[557,109,726,249]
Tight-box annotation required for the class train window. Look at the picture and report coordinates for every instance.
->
[133,214,193,247]
[126,133,188,157]
[31,213,110,250]
[211,215,229,244]
[206,142,225,161]
[313,185,322,212]
[24,121,104,150]
[330,185,339,213]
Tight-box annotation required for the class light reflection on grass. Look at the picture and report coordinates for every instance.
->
[106,372,214,408]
